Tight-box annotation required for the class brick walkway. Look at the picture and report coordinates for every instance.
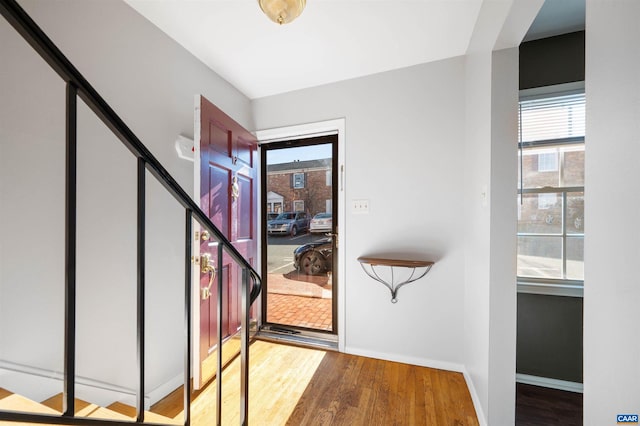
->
[266,271,332,331]
[267,293,332,331]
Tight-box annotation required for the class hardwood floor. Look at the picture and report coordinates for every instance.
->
[283,347,478,426]
[515,383,582,426]
[152,340,478,425]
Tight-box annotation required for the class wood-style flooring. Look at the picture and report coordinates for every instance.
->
[152,340,479,425]
[515,383,582,426]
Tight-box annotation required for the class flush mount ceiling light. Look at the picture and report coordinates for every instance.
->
[259,0,306,25]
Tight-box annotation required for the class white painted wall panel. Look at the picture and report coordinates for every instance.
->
[584,1,640,423]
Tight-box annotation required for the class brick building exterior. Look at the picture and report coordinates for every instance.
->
[267,158,332,217]
[518,147,584,231]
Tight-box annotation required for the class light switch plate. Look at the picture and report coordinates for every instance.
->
[352,199,369,214]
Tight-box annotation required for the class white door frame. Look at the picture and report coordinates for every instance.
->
[256,118,346,352]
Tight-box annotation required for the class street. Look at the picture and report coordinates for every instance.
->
[266,232,328,274]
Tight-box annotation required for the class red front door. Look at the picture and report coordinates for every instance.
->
[195,95,257,387]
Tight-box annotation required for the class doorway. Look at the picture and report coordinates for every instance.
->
[261,135,338,335]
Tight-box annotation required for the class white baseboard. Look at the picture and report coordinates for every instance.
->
[147,373,184,406]
[516,373,583,393]
[462,369,488,426]
[0,359,150,408]
[344,346,465,373]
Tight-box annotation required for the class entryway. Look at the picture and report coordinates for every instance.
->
[261,135,338,335]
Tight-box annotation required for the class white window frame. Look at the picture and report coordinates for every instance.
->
[293,172,305,189]
[517,82,585,298]
[293,200,304,212]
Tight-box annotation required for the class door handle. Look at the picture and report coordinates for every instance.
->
[200,253,217,300]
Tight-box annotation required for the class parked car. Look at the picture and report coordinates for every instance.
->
[267,212,310,236]
[294,237,333,275]
[309,212,332,234]
[266,212,279,224]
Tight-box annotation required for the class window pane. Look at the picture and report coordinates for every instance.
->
[521,147,560,188]
[562,146,585,186]
[566,192,584,234]
[566,237,584,280]
[517,236,563,278]
[517,193,563,234]
[293,173,305,188]
[538,152,558,172]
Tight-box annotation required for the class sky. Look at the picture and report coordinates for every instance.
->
[266,143,332,165]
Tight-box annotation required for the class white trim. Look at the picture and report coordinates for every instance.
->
[147,372,184,406]
[192,95,202,389]
[0,360,150,408]
[256,118,347,352]
[517,281,584,297]
[462,369,488,426]
[516,373,583,393]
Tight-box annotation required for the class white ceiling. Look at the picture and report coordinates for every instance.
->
[125,0,484,99]
[125,0,583,100]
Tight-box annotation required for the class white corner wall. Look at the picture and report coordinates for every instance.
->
[462,47,518,426]
[1,0,251,398]
[488,47,518,425]
[253,58,468,369]
[463,50,492,422]
[584,1,640,423]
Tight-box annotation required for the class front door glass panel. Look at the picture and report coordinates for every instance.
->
[263,137,337,333]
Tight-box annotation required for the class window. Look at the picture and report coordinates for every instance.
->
[326,170,331,186]
[518,90,585,288]
[293,200,304,212]
[293,172,305,189]
[537,152,558,172]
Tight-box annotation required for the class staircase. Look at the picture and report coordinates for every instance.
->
[0,0,262,424]
[0,387,181,424]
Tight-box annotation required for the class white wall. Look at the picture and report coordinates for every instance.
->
[0,0,251,398]
[463,49,492,423]
[462,48,518,426]
[488,47,518,425]
[253,58,468,369]
[584,1,640,424]
[462,1,531,423]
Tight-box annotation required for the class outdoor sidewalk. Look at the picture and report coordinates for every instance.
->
[266,271,332,331]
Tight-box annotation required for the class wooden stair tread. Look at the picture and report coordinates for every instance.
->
[86,406,131,420]
[107,401,181,424]
[0,390,155,424]
[40,393,100,416]
[0,388,13,400]
[0,390,58,415]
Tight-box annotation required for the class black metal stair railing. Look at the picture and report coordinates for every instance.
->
[0,0,262,425]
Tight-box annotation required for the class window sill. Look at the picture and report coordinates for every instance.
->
[517,281,583,297]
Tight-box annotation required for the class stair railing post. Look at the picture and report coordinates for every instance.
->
[240,268,250,426]
[184,210,193,426]
[136,158,146,423]
[216,242,224,426]
[63,81,77,418]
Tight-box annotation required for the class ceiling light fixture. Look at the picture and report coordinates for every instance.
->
[259,0,306,25]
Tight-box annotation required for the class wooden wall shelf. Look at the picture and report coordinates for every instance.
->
[357,256,434,303]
